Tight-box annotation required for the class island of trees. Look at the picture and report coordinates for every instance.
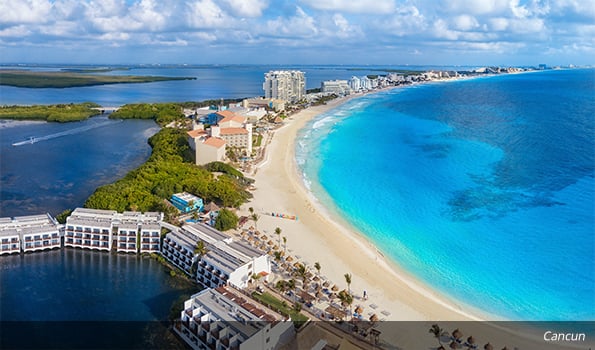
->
[0,103,102,122]
[0,70,196,88]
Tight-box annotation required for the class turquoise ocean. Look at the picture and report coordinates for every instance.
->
[296,69,595,321]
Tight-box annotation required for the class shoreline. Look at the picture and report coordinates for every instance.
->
[243,83,586,348]
[247,88,484,322]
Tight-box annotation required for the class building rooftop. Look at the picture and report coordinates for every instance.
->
[203,137,226,149]
[202,240,265,275]
[183,223,229,245]
[219,127,248,135]
[168,230,199,252]
[187,129,207,138]
[186,286,284,339]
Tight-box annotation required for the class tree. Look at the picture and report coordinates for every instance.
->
[215,208,239,231]
[293,302,302,313]
[248,207,254,215]
[294,264,308,290]
[337,290,353,320]
[287,278,296,302]
[273,250,283,263]
[250,273,262,290]
[429,324,444,345]
[282,236,287,254]
[251,213,260,229]
[194,240,208,257]
[344,273,352,295]
[274,227,282,247]
[314,262,321,278]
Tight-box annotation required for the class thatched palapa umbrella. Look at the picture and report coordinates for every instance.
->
[315,290,324,300]
[322,281,330,287]
[331,284,339,291]
[449,341,458,349]
[467,336,475,345]
[355,306,364,314]
[369,314,379,322]
[286,256,294,262]
[437,346,446,350]
[452,329,463,340]
[261,235,268,241]
[483,343,493,350]
[267,240,274,246]
[313,275,320,282]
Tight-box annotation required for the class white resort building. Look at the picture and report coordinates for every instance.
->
[161,222,271,289]
[263,70,305,103]
[64,208,162,253]
[187,110,253,165]
[176,286,293,350]
[321,80,350,95]
[0,214,60,254]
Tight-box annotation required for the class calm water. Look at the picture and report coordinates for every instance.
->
[297,69,595,320]
[0,249,196,348]
[0,116,159,217]
[0,65,391,105]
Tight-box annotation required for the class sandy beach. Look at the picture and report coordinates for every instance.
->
[240,91,590,349]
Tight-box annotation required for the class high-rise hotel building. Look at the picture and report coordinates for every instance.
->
[263,70,305,103]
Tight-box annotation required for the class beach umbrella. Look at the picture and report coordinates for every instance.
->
[467,336,475,345]
[315,290,324,299]
[313,276,320,282]
[323,281,330,287]
[355,306,364,314]
[438,346,446,350]
[501,347,509,350]
[369,314,379,322]
[248,226,255,231]
[483,344,493,350]
[267,240,274,245]
[273,245,279,250]
[449,341,458,349]
[452,329,463,340]
[254,231,261,236]
[331,284,339,291]
[261,235,268,240]
[247,236,254,241]
[329,292,337,300]
[286,256,294,262]
[293,262,302,268]
[306,272,313,279]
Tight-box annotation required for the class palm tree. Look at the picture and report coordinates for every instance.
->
[251,213,260,230]
[282,236,287,253]
[274,227,282,247]
[275,280,288,293]
[429,324,444,345]
[287,278,296,302]
[273,250,283,263]
[250,273,262,291]
[337,290,353,320]
[194,240,208,256]
[344,273,352,295]
[294,264,308,289]
[249,207,254,215]
[314,262,321,278]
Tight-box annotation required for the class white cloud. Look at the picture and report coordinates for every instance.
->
[265,6,318,38]
[0,0,53,24]
[453,14,479,31]
[0,25,32,37]
[300,0,396,14]
[185,0,231,29]
[331,14,362,39]
[383,5,427,36]
[220,0,268,17]
[441,0,509,15]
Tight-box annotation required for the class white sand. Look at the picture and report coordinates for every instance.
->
[240,93,587,349]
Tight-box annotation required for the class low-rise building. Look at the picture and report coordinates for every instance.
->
[162,229,199,274]
[321,80,350,95]
[171,192,204,213]
[1,214,60,255]
[65,208,163,253]
[175,286,294,350]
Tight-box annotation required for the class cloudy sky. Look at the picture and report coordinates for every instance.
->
[1,0,593,65]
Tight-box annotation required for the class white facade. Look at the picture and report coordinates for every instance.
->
[0,214,60,255]
[263,70,305,103]
[176,286,293,350]
[65,208,162,253]
[321,80,350,95]
[162,230,199,275]
[349,76,361,91]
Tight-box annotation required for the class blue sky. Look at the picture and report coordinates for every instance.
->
[0,0,593,66]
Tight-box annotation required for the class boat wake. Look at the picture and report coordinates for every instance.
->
[12,120,122,147]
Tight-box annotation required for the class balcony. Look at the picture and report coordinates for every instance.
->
[201,323,210,331]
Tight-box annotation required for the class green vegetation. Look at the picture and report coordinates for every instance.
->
[214,208,239,231]
[204,161,244,178]
[55,209,73,224]
[253,134,263,147]
[251,291,308,323]
[84,128,250,217]
[109,103,185,126]
[0,70,196,88]
[0,102,101,122]
[311,94,338,106]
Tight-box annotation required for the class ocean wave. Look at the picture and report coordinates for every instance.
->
[311,116,336,130]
